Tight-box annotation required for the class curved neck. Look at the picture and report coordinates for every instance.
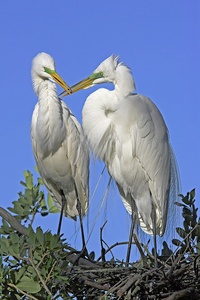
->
[37,80,57,103]
[35,80,66,157]
[114,64,136,97]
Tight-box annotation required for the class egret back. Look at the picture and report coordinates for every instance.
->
[82,88,177,235]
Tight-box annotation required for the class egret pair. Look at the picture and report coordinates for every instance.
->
[31,52,179,264]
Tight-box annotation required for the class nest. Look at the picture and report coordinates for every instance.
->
[61,245,200,300]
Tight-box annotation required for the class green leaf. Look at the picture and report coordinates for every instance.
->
[28,226,36,246]
[34,165,39,173]
[25,189,34,205]
[49,206,60,213]
[182,206,192,216]
[16,276,41,294]
[0,219,12,233]
[50,235,59,249]
[47,194,54,208]
[40,197,47,209]
[1,236,9,247]
[182,195,191,206]
[161,241,173,257]
[172,239,182,246]
[10,232,20,244]
[36,227,44,245]
[23,170,29,178]
[20,181,27,187]
[48,194,60,213]
[26,173,33,189]
[15,267,26,283]
[45,231,52,243]
[176,227,187,239]
[38,177,43,185]
[1,241,9,254]
[12,202,24,215]
[190,189,195,200]
[174,202,184,207]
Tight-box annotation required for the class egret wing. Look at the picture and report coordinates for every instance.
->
[31,100,89,218]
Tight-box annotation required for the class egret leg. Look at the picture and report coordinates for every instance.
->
[151,202,158,268]
[125,212,136,266]
[57,190,65,236]
[74,184,88,257]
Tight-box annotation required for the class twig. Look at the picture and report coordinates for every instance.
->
[162,287,199,300]
[117,274,140,297]
[165,254,183,278]
[97,241,130,261]
[141,242,172,269]
[8,283,39,300]
[102,275,130,298]
[66,266,132,274]
[83,278,110,290]
[194,254,200,278]
[27,254,54,299]
[165,222,200,265]
[0,207,28,236]
[100,220,108,262]
[117,268,162,297]
[45,260,58,284]
[0,207,98,270]
[133,233,148,268]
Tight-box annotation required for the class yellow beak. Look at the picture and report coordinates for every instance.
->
[60,77,94,97]
[60,71,104,98]
[44,67,72,95]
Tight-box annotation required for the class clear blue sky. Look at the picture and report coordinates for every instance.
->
[0,1,199,259]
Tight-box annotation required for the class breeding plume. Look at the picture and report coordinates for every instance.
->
[61,55,179,263]
[31,52,89,238]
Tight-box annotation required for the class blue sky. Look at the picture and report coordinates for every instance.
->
[0,1,199,260]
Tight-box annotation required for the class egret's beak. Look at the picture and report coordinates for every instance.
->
[60,72,104,98]
[44,67,72,95]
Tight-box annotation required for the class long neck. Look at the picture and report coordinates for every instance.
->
[114,64,136,97]
[35,80,66,157]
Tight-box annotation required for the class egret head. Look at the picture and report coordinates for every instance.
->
[31,52,71,95]
[60,54,136,97]
[92,55,119,84]
[59,55,119,97]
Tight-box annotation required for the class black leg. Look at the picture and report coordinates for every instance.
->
[57,191,65,236]
[126,211,136,266]
[74,184,88,257]
[151,202,158,268]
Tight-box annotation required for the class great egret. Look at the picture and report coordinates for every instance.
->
[31,52,89,249]
[61,55,179,265]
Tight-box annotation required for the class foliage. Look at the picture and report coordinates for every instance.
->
[0,171,72,299]
[0,171,200,299]
[6,170,59,226]
[172,189,200,255]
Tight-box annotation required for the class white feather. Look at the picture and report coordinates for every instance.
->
[82,55,179,236]
[31,52,89,219]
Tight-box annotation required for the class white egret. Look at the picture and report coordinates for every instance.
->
[61,55,179,265]
[31,52,89,249]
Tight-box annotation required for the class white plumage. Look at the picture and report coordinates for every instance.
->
[69,55,179,236]
[31,52,89,220]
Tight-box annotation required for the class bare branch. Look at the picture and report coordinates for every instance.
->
[0,207,28,236]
